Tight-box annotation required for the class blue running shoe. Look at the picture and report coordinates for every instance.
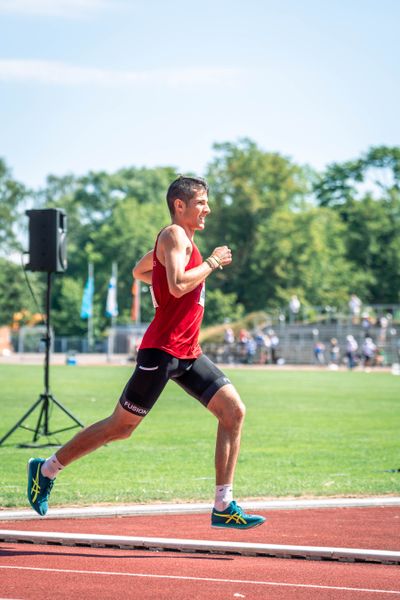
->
[211,500,266,529]
[27,458,54,516]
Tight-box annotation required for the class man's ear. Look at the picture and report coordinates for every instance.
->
[174,198,185,213]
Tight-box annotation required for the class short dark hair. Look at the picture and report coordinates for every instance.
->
[166,176,209,215]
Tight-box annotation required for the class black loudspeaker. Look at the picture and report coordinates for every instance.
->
[26,208,68,273]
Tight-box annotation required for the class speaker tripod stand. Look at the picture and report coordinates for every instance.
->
[0,272,84,448]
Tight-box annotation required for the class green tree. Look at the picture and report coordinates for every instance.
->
[0,159,28,254]
[0,258,45,326]
[88,196,168,327]
[39,166,175,334]
[314,145,400,208]
[314,146,400,303]
[51,276,88,337]
[337,194,400,303]
[250,207,360,311]
[204,139,314,310]
[202,288,245,327]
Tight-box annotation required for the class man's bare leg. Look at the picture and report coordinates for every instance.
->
[27,403,142,516]
[207,384,245,487]
[56,403,143,467]
[208,384,265,528]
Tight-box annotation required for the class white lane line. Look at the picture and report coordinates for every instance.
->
[2,497,400,521]
[0,565,399,595]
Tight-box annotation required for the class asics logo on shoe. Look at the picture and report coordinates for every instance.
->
[31,463,41,503]
[212,511,247,525]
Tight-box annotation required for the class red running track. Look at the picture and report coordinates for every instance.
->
[1,506,399,599]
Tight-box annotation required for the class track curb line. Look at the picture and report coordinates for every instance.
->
[1,529,400,564]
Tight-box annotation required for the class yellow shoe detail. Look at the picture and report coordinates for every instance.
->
[213,511,247,525]
[31,463,41,503]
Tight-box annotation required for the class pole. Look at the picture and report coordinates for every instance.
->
[0,271,84,447]
[44,272,51,398]
[88,262,94,351]
[111,262,117,352]
[136,280,141,324]
[107,262,118,362]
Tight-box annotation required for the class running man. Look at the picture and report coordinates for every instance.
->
[27,176,265,530]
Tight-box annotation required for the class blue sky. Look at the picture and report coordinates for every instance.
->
[0,0,399,188]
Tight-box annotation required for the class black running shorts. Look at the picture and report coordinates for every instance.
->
[119,348,231,417]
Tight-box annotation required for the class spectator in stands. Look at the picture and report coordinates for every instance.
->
[349,294,362,324]
[128,335,143,362]
[289,295,301,323]
[361,336,377,370]
[223,327,235,364]
[269,330,280,364]
[346,335,358,369]
[224,327,235,345]
[238,328,250,363]
[313,341,325,365]
[375,346,385,367]
[263,333,271,364]
[378,316,389,345]
[361,311,372,332]
[254,331,268,364]
[245,337,257,364]
[239,329,249,344]
[329,338,340,366]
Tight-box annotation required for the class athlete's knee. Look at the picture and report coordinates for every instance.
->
[111,422,138,441]
[104,407,143,442]
[228,397,246,427]
[101,421,133,443]
[209,385,246,429]
[220,402,245,432]
[236,398,246,422]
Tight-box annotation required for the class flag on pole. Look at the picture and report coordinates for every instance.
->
[106,269,118,318]
[131,280,140,322]
[80,270,94,319]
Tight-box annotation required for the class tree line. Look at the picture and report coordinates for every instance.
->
[0,139,399,337]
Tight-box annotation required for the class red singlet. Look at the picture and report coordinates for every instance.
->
[140,233,205,359]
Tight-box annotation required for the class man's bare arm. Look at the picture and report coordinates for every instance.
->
[161,226,232,298]
[132,250,153,285]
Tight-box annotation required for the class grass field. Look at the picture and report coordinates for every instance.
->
[0,364,399,509]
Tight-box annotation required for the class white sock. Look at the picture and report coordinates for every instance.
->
[214,484,233,511]
[41,454,65,480]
